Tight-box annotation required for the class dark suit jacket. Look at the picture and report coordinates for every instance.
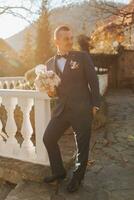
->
[45,50,101,117]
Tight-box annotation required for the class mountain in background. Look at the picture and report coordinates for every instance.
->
[6,23,37,52]
[0,39,24,76]
[0,38,18,58]
[6,1,124,52]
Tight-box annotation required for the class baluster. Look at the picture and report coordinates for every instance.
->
[0,81,4,89]
[0,117,5,155]
[0,97,5,155]
[18,80,22,86]
[5,81,11,89]
[14,80,19,89]
[10,81,14,89]
[18,97,35,162]
[3,81,7,89]
[0,81,3,89]
[34,98,51,165]
[3,96,20,157]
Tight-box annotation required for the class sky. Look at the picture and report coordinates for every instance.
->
[0,0,129,39]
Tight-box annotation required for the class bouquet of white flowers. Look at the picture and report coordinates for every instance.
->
[34,64,61,97]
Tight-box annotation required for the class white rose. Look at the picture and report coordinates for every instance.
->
[35,64,47,75]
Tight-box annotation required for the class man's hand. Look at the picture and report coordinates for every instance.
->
[92,106,99,117]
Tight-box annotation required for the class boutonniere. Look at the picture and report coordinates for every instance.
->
[70,60,80,69]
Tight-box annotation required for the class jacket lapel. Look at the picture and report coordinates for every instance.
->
[53,55,57,73]
[52,52,72,79]
[62,51,72,77]
[53,55,62,78]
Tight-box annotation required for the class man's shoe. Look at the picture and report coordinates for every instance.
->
[44,172,66,183]
[67,178,81,193]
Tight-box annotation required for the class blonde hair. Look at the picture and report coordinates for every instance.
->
[54,25,71,40]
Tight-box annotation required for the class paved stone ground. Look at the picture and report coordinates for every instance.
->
[55,89,134,200]
[0,179,15,200]
[1,89,134,200]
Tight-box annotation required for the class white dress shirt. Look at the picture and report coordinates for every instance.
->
[57,57,67,73]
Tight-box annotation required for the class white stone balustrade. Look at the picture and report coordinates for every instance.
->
[0,89,51,166]
[95,67,109,96]
[0,72,108,166]
[98,74,108,96]
[0,77,25,89]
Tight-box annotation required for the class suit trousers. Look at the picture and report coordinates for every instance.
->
[43,103,93,182]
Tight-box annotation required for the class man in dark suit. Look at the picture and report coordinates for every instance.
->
[43,25,100,192]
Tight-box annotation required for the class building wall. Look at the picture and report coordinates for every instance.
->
[118,50,134,87]
[90,50,134,89]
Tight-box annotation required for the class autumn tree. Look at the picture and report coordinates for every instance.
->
[35,1,53,65]
[89,0,134,53]
[19,31,35,73]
